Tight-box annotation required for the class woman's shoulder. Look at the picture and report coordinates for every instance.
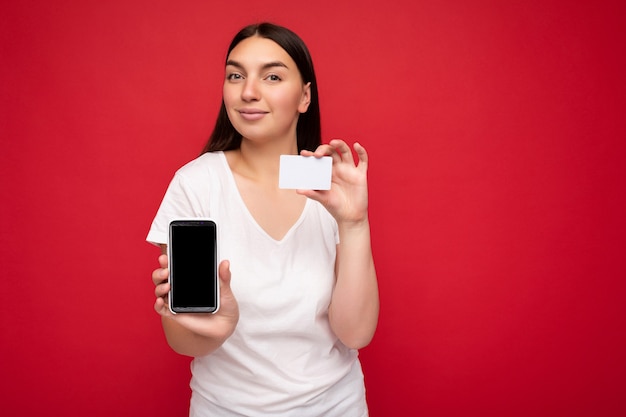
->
[174,151,226,178]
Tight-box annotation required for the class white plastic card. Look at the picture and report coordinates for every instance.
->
[279,155,332,190]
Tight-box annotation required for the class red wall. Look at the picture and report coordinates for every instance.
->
[1,1,625,416]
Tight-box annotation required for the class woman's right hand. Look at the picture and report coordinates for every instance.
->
[152,254,239,343]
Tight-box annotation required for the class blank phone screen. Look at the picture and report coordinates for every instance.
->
[169,220,217,312]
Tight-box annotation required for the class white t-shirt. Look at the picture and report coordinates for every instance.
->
[147,152,367,417]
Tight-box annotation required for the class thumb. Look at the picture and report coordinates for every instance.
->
[217,260,239,324]
[218,260,234,296]
[296,189,328,205]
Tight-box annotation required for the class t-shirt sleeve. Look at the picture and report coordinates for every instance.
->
[146,172,203,246]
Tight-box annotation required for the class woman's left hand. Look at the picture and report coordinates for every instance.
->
[298,139,369,225]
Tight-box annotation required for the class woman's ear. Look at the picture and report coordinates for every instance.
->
[298,82,312,113]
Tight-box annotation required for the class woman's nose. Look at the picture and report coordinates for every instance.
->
[241,79,260,101]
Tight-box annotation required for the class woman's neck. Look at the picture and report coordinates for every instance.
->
[230,137,298,182]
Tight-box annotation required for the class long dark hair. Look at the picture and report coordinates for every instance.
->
[201,23,321,154]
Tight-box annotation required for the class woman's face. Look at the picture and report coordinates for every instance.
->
[223,36,311,146]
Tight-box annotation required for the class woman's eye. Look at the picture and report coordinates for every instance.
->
[227,73,243,81]
[266,74,281,82]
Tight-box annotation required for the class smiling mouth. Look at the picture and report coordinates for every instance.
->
[238,109,268,121]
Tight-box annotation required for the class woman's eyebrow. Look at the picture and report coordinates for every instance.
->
[226,59,289,71]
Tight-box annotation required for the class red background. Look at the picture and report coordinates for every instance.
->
[1,1,625,416]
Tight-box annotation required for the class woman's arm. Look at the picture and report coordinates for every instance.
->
[152,248,239,357]
[299,140,380,349]
[330,220,379,349]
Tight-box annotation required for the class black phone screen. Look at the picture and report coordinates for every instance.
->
[169,220,217,313]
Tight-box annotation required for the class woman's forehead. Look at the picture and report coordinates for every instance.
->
[227,36,294,68]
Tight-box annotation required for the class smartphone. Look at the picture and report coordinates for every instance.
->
[167,219,219,314]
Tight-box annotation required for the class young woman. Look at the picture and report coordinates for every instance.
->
[147,22,379,417]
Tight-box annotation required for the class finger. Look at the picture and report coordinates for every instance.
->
[329,139,354,164]
[296,189,328,206]
[354,142,369,168]
[318,143,343,164]
[154,297,163,314]
[302,144,341,166]
[152,266,169,286]
[218,260,234,295]
[158,253,168,268]
[217,261,239,322]
[155,281,170,298]
[308,144,334,158]
[154,294,170,316]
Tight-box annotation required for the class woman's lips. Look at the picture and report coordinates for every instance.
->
[238,109,268,121]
